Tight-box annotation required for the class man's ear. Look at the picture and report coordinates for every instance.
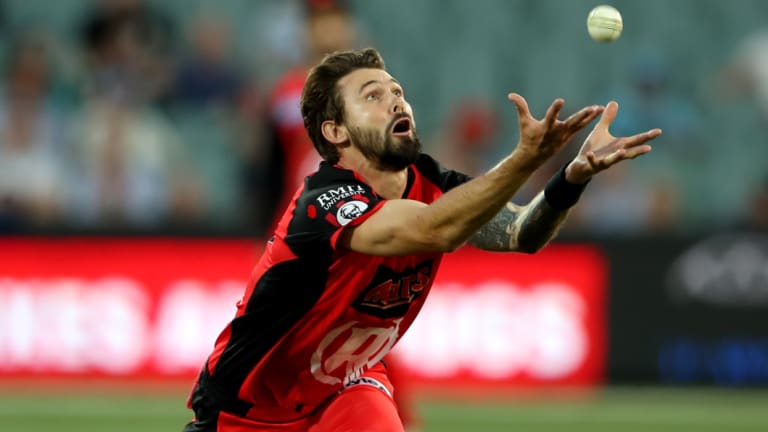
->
[321,120,348,145]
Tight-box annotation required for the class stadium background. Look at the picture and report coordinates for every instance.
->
[1,0,767,430]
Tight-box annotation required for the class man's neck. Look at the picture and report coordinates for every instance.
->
[337,152,409,200]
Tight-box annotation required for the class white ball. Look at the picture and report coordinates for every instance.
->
[587,5,623,43]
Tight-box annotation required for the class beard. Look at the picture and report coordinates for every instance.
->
[347,116,422,172]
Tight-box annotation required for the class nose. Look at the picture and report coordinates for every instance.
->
[392,101,402,114]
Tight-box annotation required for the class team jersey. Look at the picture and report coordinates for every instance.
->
[199,153,471,422]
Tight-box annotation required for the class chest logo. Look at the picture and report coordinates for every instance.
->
[354,260,434,318]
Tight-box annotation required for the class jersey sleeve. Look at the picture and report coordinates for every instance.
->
[284,181,384,256]
[415,153,473,192]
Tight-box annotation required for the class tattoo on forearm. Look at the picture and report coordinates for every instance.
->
[515,192,570,252]
[469,203,521,251]
[470,192,570,252]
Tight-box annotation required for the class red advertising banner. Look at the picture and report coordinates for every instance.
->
[0,238,606,388]
[397,245,607,389]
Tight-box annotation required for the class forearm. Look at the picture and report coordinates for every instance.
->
[414,149,540,249]
[468,192,568,252]
[470,164,587,252]
[515,191,571,252]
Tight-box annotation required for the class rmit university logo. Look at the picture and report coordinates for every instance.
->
[354,260,434,318]
[316,184,367,210]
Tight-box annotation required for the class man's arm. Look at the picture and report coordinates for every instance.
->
[339,151,543,256]
[469,191,569,253]
[338,96,603,257]
[470,99,664,254]
[340,99,660,258]
[469,163,584,253]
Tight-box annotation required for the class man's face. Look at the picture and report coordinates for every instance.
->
[337,68,421,171]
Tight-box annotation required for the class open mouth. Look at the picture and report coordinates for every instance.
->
[391,117,412,136]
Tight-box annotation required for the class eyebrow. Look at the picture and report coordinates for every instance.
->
[358,78,401,94]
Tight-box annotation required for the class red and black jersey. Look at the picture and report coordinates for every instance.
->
[200,153,471,422]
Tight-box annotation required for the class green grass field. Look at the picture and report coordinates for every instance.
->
[2,386,767,432]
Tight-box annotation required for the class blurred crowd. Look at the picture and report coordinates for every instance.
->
[0,0,765,236]
[0,0,281,234]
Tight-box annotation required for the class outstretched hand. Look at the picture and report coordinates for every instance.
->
[507,93,604,167]
[565,101,662,184]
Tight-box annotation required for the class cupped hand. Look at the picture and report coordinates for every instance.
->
[507,93,604,167]
[565,101,662,184]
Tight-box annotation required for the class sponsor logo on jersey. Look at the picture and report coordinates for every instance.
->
[336,201,368,226]
[354,260,434,318]
[310,319,402,386]
[316,185,367,210]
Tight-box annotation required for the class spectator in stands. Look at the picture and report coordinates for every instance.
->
[261,0,359,228]
[0,33,70,231]
[168,11,259,231]
[171,13,243,110]
[79,0,176,106]
[67,0,202,229]
[720,28,768,123]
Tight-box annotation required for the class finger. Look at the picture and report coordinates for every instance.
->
[565,105,604,129]
[507,93,531,118]
[579,105,605,127]
[621,144,653,159]
[563,106,592,128]
[602,145,651,168]
[621,128,663,148]
[543,98,565,127]
[586,151,599,169]
[601,148,626,166]
[645,128,663,140]
[587,148,625,169]
[597,101,619,129]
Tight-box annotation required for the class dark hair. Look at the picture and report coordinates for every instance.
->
[301,47,385,163]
